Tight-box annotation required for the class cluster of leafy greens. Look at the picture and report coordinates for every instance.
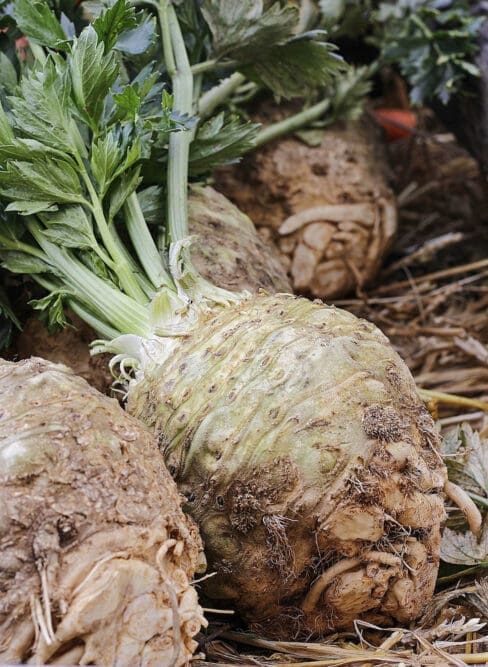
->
[373,0,483,104]
[0,0,346,338]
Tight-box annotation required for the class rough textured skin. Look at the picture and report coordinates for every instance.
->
[128,294,446,638]
[0,358,206,666]
[216,115,397,299]
[189,185,292,294]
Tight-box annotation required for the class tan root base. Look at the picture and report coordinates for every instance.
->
[0,358,206,666]
[216,113,397,299]
[128,294,446,638]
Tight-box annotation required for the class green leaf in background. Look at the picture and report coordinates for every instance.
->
[40,205,97,249]
[114,13,156,55]
[201,0,298,60]
[244,39,344,99]
[69,26,118,127]
[108,167,141,220]
[92,0,137,52]
[30,290,72,332]
[0,283,20,349]
[190,112,259,175]
[6,201,59,215]
[13,0,68,50]
[136,185,164,226]
[113,84,142,121]
[0,53,17,93]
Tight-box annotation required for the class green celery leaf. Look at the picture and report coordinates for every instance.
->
[30,290,72,332]
[244,39,344,99]
[108,167,141,220]
[90,132,123,195]
[13,0,68,50]
[113,83,142,120]
[441,522,488,567]
[40,205,97,249]
[114,13,156,55]
[0,157,83,204]
[69,25,118,127]
[0,283,20,349]
[201,0,298,60]
[0,103,15,145]
[6,201,59,215]
[93,0,137,52]
[137,185,164,226]
[189,112,259,175]
[1,250,52,274]
[0,53,17,93]
[10,58,84,155]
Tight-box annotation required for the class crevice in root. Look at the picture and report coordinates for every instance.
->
[444,480,482,536]
[301,558,361,613]
[164,582,183,667]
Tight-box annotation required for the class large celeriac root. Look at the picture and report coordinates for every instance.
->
[0,358,206,666]
[216,114,397,299]
[10,187,290,394]
[127,293,446,638]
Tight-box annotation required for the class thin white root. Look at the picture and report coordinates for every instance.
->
[444,481,483,536]
[364,551,402,568]
[41,568,55,643]
[279,204,376,235]
[301,558,361,613]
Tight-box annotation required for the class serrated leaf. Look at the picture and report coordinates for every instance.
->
[69,25,118,127]
[0,103,15,145]
[0,53,17,93]
[93,0,137,52]
[113,83,142,120]
[1,250,51,274]
[40,205,96,249]
[190,113,259,175]
[244,39,344,99]
[30,290,71,332]
[10,58,84,155]
[0,157,83,204]
[202,0,298,60]
[114,13,156,55]
[441,522,488,566]
[13,0,68,49]
[91,132,122,195]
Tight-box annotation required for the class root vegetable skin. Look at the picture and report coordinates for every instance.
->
[189,186,292,294]
[216,116,397,299]
[127,293,447,637]
[0,358,206,666]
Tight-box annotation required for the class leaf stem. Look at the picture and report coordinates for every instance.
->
[253,97,333,148]
[198,72,246,119]
[190,58,240,75]
[437,563,488,584]
[124,192,174,290]
[160,1,193,242]
[77,159,147,303]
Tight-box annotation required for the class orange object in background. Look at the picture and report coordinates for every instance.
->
[374,108,417,142]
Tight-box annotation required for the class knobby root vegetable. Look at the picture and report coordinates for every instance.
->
[0,358,206,666]
[10,187,290,394]
[189,185,292,294]
[216,115,397,299]
[126,293,447,638]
